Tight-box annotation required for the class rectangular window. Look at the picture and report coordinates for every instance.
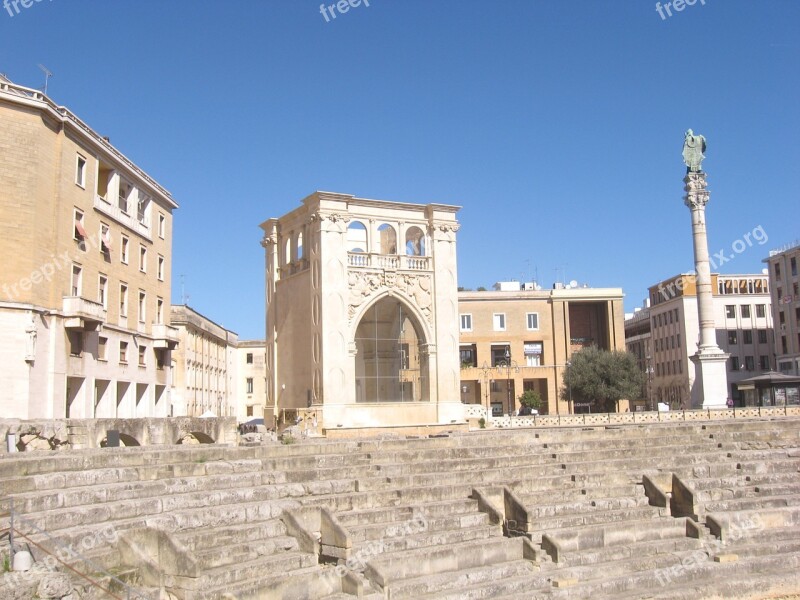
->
[98,336,107,361]
[98,275,108,309]
[459,345,477,367]
[119,341,128,363]
[71,265,82,296]
[730,356,740,371]
[727,331,738,345]
[119,283,128,317]
[758,329,768,344]
[158,213,166,238]
[460,314,472,332]
[677,333,681,348]
[121,236,129,264]
[138,345,147,367]
[759,355,770,370]
[157,255,165,281]
[526,313,539,330]
[118,180,131,213]
[156,349,166,370]
[74,209,86,241]
[68,330,83,357]
[743,330,753,344]
[775,262,781,280]
[792,257,798,277]
[75,155,86,188]
[246,353,254,364]
[156,298,164,325]
[493,313,506,331]
[524,342,543,367]
[491,345,510,367]
[246,378,254,394]
[137,194,150,226]
[744,356,755,371]
[725,305,736,319]
[756,304,766,318]
[741,305,751,319]
[99,223,111,254]
[138,291,146,323]
[139,246,147,273]
[246,405,254,417]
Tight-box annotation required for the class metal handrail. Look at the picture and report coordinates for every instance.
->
[0,497,154,600]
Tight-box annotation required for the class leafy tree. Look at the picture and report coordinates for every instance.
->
[518,389,542,411]
[563,347,644,413]
[476,286,487,291]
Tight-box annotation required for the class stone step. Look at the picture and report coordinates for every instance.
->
[367,441,545,463]
[543,516,690,554]
[353,521,501,556]
[523,486,650,519]
[350,510,492,544]
[192,535,300,569]
[530,506,666,542]
[174,519,289,549]
[364,536,530,588]
[549,442,724,463]
[703,493,800,514]
[735,457,800,475]
[560,535,703,567]
[187,564,342,600]
[335,498,480,528]
[540,431,719,451]
[389,559,547,599]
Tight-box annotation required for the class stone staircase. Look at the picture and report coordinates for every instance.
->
[0,417,798,599]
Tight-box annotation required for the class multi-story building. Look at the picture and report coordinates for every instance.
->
[170,305,238,418]
[764,241,800,375]
[236,340,267,420]
[458,282,627,416]
[624,303,652,410]
[647,273,774,408]
[0,75,179,419]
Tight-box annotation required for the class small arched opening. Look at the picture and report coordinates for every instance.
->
[405,226,426,256]
[347,221,368,253]
[377,223,397,255]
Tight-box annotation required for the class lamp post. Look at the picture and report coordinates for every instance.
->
[498,347,520,415]
[480,362,493,414]
[645,356,655,411]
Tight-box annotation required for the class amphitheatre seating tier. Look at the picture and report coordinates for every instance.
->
[1,417,798,599]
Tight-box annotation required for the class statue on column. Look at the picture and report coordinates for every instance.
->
[682,129,707,173]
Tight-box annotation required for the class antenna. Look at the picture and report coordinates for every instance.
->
[181,274,189,305]
[37,64,52,96]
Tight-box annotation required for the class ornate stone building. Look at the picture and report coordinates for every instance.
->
[260,192,462,430]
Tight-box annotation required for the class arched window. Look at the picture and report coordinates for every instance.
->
[297,231,304,260]
[377,224,397,255]
[284,237,292,265]
[347,221,367,253]
[405,226,425,256]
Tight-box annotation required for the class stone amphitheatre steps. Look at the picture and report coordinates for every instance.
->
[1,417,799,599]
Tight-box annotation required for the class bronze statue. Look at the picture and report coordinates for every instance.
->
[682,129,707,173]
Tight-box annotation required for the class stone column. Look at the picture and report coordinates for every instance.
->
[684,171,729,408]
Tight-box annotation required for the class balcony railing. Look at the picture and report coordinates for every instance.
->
[62,297,106,330]
[347,252,431,271]
[152,324,180,349]
[94,195,151,240]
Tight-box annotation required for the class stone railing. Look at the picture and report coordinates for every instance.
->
[465,406,800,429]
[347,253,431,271]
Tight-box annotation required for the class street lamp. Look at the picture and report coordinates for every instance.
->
[645,355,655,411]
[497,347,520,415]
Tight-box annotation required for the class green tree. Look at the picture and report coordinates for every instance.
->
[563,347,644,413]
[518,389,542,411]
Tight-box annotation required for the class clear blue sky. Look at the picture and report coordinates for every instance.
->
[2,1,798,339]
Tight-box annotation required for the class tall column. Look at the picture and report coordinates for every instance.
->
[684,170,729,408]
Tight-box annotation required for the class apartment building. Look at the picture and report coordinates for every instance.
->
[236,340,266,420]
[624,303,652,409]
[764,241,800,375]
[170,305,238,418]
[0,75,179,419]
[647,273,774,407]
[458,282,627,416]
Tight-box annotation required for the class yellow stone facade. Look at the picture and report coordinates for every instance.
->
[0,76,178,419]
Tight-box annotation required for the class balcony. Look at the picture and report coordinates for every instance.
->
[152,324,180,349]
[63,297,106,331]
[347,252,431,271]
[94,195,151,240]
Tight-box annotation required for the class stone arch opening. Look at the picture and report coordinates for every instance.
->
[296,231,304,260]
[100,433,141,447]
[405,226,426,256]
[347,221,367,253]
[354,296,429,403]
[377,223,397,255]
[176,431,215,444]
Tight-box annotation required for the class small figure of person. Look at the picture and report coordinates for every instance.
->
[726,397,734,409]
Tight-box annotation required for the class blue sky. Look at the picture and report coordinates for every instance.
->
[2,0,798,339]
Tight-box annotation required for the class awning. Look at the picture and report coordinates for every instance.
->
[74,221,88,238]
